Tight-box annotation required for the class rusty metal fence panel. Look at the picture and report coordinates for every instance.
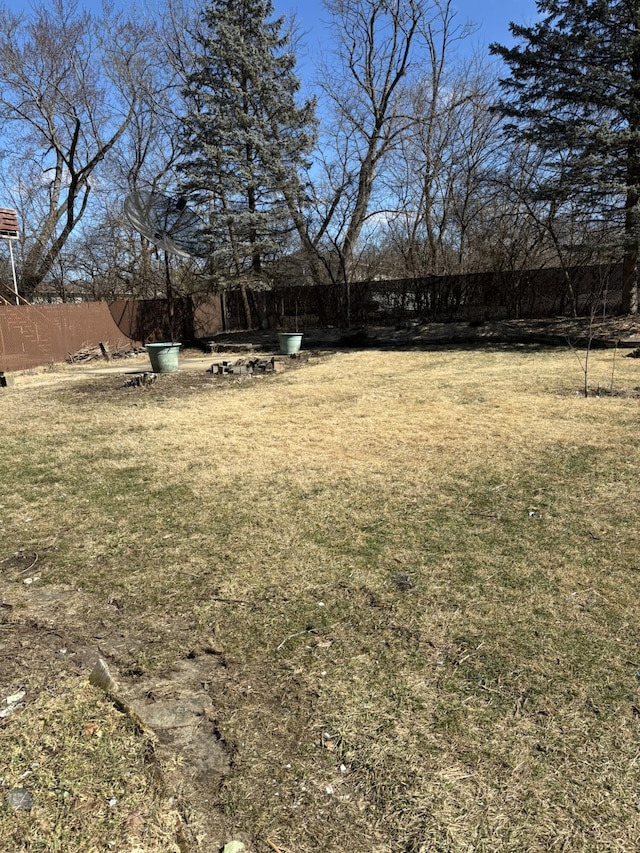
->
[0,302,138,372]
[0,296,226,373]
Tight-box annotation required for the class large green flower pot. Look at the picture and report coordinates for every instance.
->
[278,332,303,355]
[146,342,182,373]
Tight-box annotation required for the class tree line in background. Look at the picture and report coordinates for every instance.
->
[0,0,637,318]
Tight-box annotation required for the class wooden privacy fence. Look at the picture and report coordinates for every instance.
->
[109,296,228,343]
[0,263,627,372]
[226,263,625,329]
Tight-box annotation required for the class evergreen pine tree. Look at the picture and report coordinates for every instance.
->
[491,0,640,313]
[178,0,316,283]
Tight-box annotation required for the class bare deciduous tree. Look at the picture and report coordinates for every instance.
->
[0,0,146,297]
[311,0,425,288]
[286,0,482,323]
[381,49,501,277]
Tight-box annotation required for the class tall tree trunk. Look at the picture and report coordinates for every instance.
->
[240,283,252,328]
[624,41,640,315]
[622,242,638,314]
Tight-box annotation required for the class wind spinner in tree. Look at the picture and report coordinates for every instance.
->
[123,190,207,342]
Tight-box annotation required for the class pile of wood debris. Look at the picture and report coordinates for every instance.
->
[208,356,286,375]
[67,342,145,363]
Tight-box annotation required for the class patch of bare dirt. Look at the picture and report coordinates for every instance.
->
[0,559,237,850]
[38,351,329,404]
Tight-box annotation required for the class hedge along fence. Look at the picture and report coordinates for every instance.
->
[240,264,622,328]
[220,262,625,330]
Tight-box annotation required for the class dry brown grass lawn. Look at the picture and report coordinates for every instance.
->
[1,344,640,852]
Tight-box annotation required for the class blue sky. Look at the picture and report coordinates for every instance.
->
[9,0,542,71]
[446,0,541,46]
[11,0,541,51]
[274,0,541,54]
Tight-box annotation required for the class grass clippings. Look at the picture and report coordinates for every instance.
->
[1,343,640,852]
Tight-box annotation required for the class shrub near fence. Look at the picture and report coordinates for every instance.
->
[223,263,624,329]
[371,264,624,321]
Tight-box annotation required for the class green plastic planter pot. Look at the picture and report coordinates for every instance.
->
[278,332,303,355]
[146,342,182,373]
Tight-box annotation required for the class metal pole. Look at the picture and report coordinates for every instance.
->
[7,239,18,305]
